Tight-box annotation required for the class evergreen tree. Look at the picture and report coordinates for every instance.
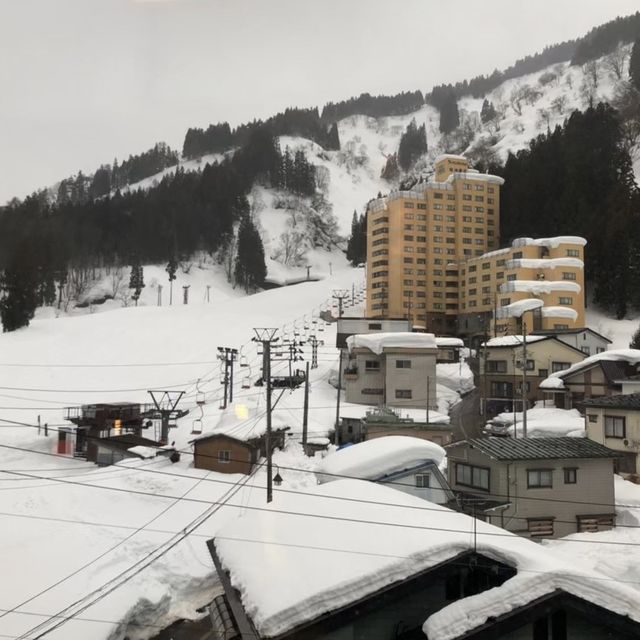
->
[630,38,640,91]
[480,99,498,123]
[439,90,460,134]
[398,119,428,171]
[234,216,266,292]
[381,154,400,181]
[326,122,340,150]
[129,260,145,306]
[346,210,367,266]
[166,256,177,305]
[0,245,39,332]
[630,323,640,350]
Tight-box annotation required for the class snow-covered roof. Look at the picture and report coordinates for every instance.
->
[499,280,581,295]
[212,479,640,639]
[434,153,468,163]
[483,335,547,347]
[316,436,445,483]
[339,403,450,425]
[346,332,437,354]
[512,236,587,249]
[126,445,158,459]
[540,349,640,390]
[495,298,544,319]
[435,337,464,348]
[506,257,584,270]
[448,171,504,185]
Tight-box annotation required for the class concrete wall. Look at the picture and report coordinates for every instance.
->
[344,347,437,408]
[552,330,609,356]
[447,444,615,539]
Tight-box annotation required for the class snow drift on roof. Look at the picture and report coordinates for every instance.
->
[435,337,464,348]
[316,436,445,483]
[483,335,547,347]
[499,280,581,295]
[512,236,587,249]
[506,257,584,270]
[213,479,640,639]
[346,332,437,354]
[541,306,578,320]
[539,349,640,390]
[495,298,544,319]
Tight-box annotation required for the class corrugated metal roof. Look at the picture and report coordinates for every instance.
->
[455,437,618,461]
[580,393,640,410]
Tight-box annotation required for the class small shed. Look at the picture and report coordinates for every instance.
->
[94,435,161,466]
[192,433,258,475]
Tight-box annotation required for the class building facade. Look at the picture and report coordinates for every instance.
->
[365,155,586,339]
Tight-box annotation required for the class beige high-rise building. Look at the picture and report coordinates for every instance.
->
[366,155,586,340]
[366,155,503,334]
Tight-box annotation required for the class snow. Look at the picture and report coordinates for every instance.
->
[540,348,640,390]
[541,306,579,320]
[500,280,581,295]
[495,298,544,319]
[512,236,587,248]
[316,436,445,483]
[435,337,464,348]
[346,331,436,354]
[586,305,638,350]
[487,403,586,438]
[436,360,475,395]
[127,446,158,459]
[483,334,547,347]
[213,479,640,639]
[338,403,451,425]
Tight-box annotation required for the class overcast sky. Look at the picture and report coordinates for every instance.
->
[1,0,638,203]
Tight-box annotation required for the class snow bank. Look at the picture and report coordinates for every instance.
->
[435,337,464,348]
[127,445,158,459]
[316,436,445,483]
[488,403,585,438]
[346,331,436,354]
[541,306,578,320]
[495,298,543,319]
[437,361,474,395]
[540,349,640,390]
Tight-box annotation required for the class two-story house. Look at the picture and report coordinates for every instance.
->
[344,332,437,409]
[531,327,611,357]
[581,392,640,475]
[446,437,618,539]
[481,335,585,416]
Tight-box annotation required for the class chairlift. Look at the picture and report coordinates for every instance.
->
[219,374,226,385]
[192,418,202,434]
[196,391,206,406]
[240,355,248,368]
[319,324,325,332]
[242,375,251,389]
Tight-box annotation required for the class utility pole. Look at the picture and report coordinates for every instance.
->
[157,285,163,307]
[183,285,190,305]
[332,289,349,318]
[302,361,310,445]
[310,335,319,369]
[335,349,343,447]
[426,377,430,425]
[253,328,279,503]
[306,265,311,281]
[205,285,211,303]
[217,347,238,409]
[522,321,528,438]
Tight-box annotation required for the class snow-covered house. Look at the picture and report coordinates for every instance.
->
[344,332,437,409]
[446,437,618,539]
[315,436,453,504]
[539,349,640,409]
[335,316,411,352]
[531,326,611,357]
[207,480,640,640]
[481,335,585,416]
[581,392,640,475]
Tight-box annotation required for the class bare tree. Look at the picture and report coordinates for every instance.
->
[583,60,600,90]
[603,47,628,80]
[551,95,568,115]
[537,108,552,130]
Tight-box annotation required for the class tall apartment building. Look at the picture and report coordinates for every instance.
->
[365,155,586,339]
[366,155,503,334]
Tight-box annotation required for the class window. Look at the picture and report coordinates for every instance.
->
[455,463,490,491]
[554,324,569,330]
[365,360,380,371]
[580,346,591,355]
[434,203,443,210]
[368,323,382,330]
[362,388,384,396]
[528,518,554,538]
[482,262,490,270]
[417,236,427,243]
[506,274,516,281]
[404,235,414,242]
[475,196,484,202]
[539,368,548,378]
[218,450,231,463]
[417,203,427,210]
[404,224,414,230]
[415,473,430,488]
[486,359,507,374]
[567,249,580,257]
[404,202,414,209]
[563,468,577,484]
[463,205,472,212]
[475,184,484,191]
[395,389,412,399]
[403,268,414,275]
[516,359,535,371]
[559,296,573,305]
[605,415,626,438]
[512,251,523,259]
[527,469,553,488]
[403,257,413,264]
[463,215,472,222]
[588,414,598,423]
[396,360,412,369]
[551,362,571,373]
[562,272,577,280]
[463,183,472,190]
[577,514,614,533]
[433,192,443,199]
[475,207,484,213]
